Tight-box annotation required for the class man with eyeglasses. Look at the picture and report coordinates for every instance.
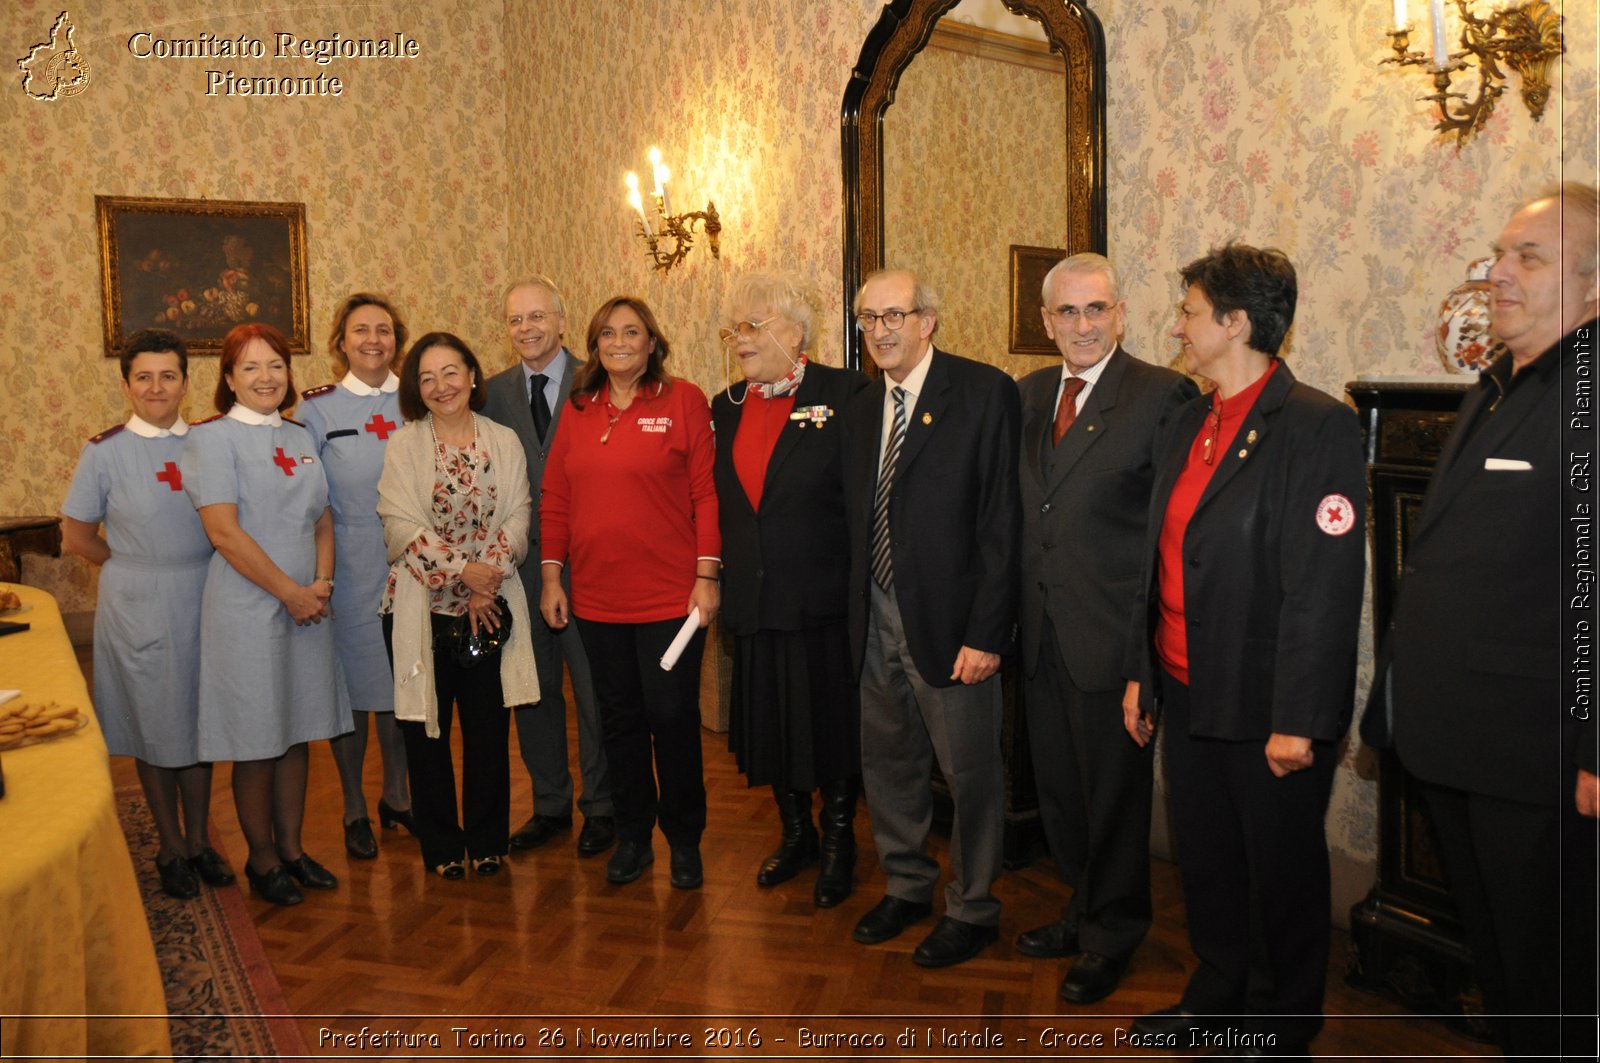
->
[482,276,615,859]
[1015,253,1196,1004]
[841,268,1021,968]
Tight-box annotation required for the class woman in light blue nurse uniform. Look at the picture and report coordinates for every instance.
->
[182,322,351,907]
[61,329,234,900]
[300,293,414,859]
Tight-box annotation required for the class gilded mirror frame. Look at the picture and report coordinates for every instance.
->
[840,0,1107,369]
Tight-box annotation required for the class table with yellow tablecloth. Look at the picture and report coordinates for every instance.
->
[0,583,172,1059]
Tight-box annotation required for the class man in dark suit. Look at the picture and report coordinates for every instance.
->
[843,268,1021,968]
[482,276,614,857]
[1016,253,1196,1003]
[1365,184,1599,1058]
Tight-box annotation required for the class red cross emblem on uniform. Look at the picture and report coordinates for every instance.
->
[1316,493,1355,536]
[364,414,397,440]
[272,447,297,476]
[155,461,183,492]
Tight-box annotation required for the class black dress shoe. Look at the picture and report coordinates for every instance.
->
[1058,952,1124,1004]
[1015,917,1080,958]
[576,815,616,856]
[188,847,236,887]
[1130,1006,1214,1039]
[246,864,303,906]
[344,817,378,859]
[606,840,654,884]
[852,895,934,945]
[378,799,414,834]
[156,855,200,899]
[509,813,572,851]
[280,853,338,890]
[912,916,999,968]
[669,845,703,890]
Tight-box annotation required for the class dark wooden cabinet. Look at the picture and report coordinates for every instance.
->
[1344,380,1492,1041]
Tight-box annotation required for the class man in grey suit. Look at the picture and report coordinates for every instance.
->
[1016,254,1196,1003]
[482,276,614,856]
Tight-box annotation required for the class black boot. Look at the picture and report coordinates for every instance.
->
[756,788,818,886]
[813,777,858,908]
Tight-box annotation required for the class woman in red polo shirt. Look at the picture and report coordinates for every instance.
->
[539,296,720,890]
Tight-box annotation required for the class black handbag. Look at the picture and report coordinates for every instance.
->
[442,596,512,668]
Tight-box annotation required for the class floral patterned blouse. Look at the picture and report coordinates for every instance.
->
[379,439,515,617]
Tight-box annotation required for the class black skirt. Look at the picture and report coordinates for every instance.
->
[728,621,860,791]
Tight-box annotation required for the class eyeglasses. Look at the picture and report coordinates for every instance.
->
[507,311,555,327]
[854,309,920,332]
[1048,302,1115,324]
[718,316,779,346]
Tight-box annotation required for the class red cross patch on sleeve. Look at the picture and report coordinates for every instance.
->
[1316,494,1355,536]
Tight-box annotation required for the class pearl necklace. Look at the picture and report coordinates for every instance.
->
[429,413,480,484]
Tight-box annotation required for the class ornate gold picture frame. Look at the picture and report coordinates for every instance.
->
[96,195,309,357]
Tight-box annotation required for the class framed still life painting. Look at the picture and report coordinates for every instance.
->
[96,195,309,356]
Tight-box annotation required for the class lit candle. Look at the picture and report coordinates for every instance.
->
[648,146,664,196]
[1393,0,1407,31]
[625,172,652,235]
[1430,0,1448,68]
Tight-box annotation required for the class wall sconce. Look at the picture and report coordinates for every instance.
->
[1383,0,1564,148]
[624,147,721,273]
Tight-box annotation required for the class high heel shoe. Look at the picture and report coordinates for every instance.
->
[344,817,378,859]
[246,864,303,906]
[434,860,465,880]
[471,855,503,876]
[378,799,414,834]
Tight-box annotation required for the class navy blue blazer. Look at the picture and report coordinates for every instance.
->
[1130,362,1367,742]
[712,363,869,637]
[843,349,1022,688]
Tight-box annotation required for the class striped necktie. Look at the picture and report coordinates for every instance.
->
[871,387,908,589]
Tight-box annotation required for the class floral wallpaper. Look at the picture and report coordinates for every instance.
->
[884,41,1070,378]
[0,0,511,611]
[4,0,1594,889]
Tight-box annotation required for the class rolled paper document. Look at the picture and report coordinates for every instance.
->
[660,607,702,670]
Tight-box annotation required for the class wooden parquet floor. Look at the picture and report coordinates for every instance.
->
[104,676,1495,1059]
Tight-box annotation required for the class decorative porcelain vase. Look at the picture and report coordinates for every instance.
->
[1436,256,1502,373]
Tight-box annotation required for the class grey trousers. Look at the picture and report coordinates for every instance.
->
[513,614,613,818]
[859,582,1004,926]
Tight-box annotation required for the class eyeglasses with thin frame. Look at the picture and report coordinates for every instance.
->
[718,316,779,346]
[1048,302,1115,325]
[854,308,920,332]
[507,311,555,327]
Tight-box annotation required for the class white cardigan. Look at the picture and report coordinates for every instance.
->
[376,416,539,737]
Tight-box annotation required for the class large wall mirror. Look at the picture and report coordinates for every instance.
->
[840,0,1107,371]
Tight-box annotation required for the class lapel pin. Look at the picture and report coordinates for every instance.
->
[921,411,932,425]
[1086,424,1095,432]
[1246,429,1257,444]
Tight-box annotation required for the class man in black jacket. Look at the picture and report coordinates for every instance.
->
[843,269,1021,968]
[1365,184,1599,1058]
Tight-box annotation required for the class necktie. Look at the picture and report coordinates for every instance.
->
[1052,376,1087,447]
[528,373,552,443]
[871,387,908,589]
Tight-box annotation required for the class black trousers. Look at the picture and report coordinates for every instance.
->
[384,614,511,867]
[1161,671,1336,1046]
[1420,781,1598,1059]
[1024,615,1153,963]
[575,616,707,848]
